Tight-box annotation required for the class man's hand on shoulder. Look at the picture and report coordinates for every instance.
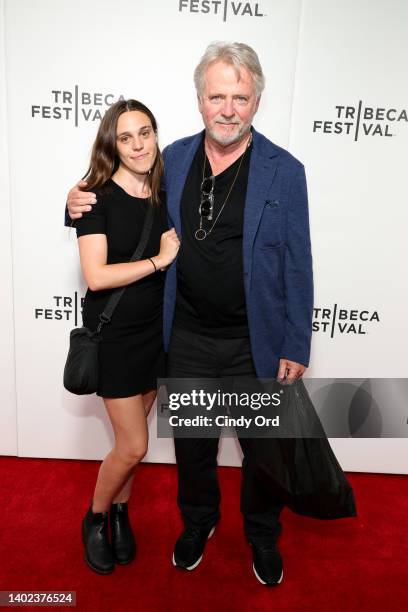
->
[277,358,306,385]
[67,180,97,220]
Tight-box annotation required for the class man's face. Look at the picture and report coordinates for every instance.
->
[198,60,260,146]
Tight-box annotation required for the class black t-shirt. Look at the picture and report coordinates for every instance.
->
[174,135,252,338]
[74,179,167,335]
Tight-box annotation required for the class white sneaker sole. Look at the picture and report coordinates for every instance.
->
[253,562,283,586]
[172,525,216,571]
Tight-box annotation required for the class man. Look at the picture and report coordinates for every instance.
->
[66,42,313,586]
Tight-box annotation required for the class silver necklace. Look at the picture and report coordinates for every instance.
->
[194,133,252,241]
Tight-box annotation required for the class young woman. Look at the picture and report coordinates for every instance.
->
[74,99,180,574]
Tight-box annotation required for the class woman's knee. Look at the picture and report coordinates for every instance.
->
[115,443,147,467]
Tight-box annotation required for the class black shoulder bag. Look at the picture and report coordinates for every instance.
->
[63,205,154,395]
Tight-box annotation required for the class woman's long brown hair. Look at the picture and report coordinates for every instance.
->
[82,99,163,205]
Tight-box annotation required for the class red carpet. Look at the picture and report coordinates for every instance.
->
[0,457,406,611]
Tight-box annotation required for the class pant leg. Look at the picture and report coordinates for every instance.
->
[174,436,221,531]
[167,326,221,531]
[218,336,284,545]
[238,438,284,545]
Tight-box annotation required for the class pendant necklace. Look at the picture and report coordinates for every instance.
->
[194,132,252,241]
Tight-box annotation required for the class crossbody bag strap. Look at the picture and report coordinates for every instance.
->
[96,204,155,333]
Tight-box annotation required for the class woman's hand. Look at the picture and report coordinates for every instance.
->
[153,228,180,269]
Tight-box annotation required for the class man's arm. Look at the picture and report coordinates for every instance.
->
[278,162,314,382]
[64,180,97,226]
[66,143,171,226]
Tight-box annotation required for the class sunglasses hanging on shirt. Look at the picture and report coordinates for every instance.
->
[195,132,252,241]
[199,175,215,221]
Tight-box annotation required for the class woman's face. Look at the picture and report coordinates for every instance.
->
[115,110,157,176]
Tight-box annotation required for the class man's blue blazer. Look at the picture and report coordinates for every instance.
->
[162,127,314,378]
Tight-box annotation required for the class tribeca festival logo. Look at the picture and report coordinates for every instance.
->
[313,305,380,337]
[178,0,265,21]
[31,87,124,127]
[313,101,408,140]
[34,294,84,326]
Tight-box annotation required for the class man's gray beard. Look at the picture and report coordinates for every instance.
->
[207,123,249,146]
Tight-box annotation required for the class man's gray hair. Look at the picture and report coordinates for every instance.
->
[194,41,265,98]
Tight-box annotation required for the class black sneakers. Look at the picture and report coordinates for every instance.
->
[82,506,114,574]
[110,502,136,564]
[172,525,216,570]
[251,542,283,586]
[171,525,283,584]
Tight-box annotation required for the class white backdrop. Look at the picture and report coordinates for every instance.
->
[0,0,17,456]
[288,0,408,472]
[1,0,407,472]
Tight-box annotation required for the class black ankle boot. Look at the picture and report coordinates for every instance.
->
[82,506,114,574]
[110,502,136,564]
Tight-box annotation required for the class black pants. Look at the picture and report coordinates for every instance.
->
[167,326,284,545]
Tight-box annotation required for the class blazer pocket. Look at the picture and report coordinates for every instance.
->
[256,202,282,248]
[259,241,285,251]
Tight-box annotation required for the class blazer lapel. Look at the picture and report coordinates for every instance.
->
[167,131,203,234]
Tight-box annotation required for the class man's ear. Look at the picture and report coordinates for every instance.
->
[197,93,203,113]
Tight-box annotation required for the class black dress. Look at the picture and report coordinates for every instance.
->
[75,179,168,398]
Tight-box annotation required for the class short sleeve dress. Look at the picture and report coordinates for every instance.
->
[74,178,168,398]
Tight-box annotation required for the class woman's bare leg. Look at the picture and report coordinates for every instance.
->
[91,394,148,513]
[142,388,157,416]
[112,389,157,504]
